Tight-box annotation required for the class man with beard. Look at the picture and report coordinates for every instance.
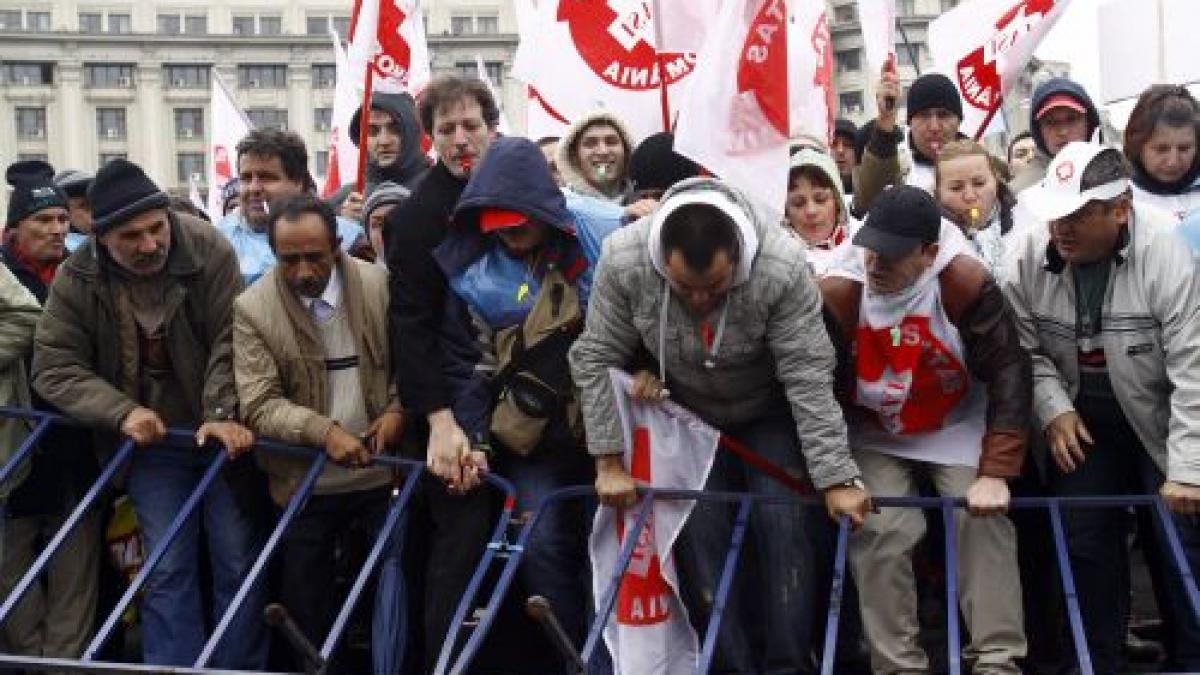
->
[218,129,369,283]
[339,92,429,220]
[31,159,266,669]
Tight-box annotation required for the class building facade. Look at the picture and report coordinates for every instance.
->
[0,0,522,204]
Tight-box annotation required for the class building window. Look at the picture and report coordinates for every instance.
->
[450,15,472,35]
[84,64,135,88]
[315,108,333,132]
[184,15,207,35]
[247,108,288,131]
[239,65,287,88]
[331,15,350,37]
[896,0,916,16]
[99,153,127,165]
[177,153,205,183]
[835,49,861,73]
[259,16,282,35]
[896,41,926,67]
[79,12,101,33]
[307,14,351,37]
[17,153,48,162]
[175,108,204,139]
[108,13,131,34]
[28,11,50,32]
[312,64,336,88]
[0,10,20,31]
[315,151,329,177]
[485,61,503,84]
[232,15,255,35]
[941,0,959,10]
[834,5,857,23]
[97,108,127,140]
[165,65,210,89]
[1,62,53,86]
[839,91,865,115]
[477,14,499,34]
[157,14,181,34]
[15,107,47,139]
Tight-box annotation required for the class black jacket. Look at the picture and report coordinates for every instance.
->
[384,163,468,419]
[349,92,429,191]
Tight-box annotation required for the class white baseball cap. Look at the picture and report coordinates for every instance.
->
[1020,142,1130,222]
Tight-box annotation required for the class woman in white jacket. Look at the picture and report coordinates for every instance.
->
[934,139,1020,279]
[1123,85,1200,221]
[784,148,854,277]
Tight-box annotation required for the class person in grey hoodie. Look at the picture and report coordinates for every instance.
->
[569,177,869,673]
[340,92,429,219]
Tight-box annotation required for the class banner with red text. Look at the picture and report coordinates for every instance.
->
[206,72,252,219]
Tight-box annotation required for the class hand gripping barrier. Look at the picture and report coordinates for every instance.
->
[435,487,1200,675]
[0,408,516,675]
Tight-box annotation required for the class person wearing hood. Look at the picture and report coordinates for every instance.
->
[934,139,1020,278]
[433,135,621,672]
[786,148,853,277]
[820,185,1031,675]
[1010,78,1101,194]
[1122,84,1200,220]
[53,168,94,251]
[339,92,429,220]
[569,177,869,673]
[853,71,965,215]
[556,110,636,203]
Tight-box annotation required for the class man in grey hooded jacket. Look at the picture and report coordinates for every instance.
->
[569,177,869,672]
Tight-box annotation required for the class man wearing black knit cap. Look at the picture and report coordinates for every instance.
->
[31,159,268,669]
[832,118,858,195]
[53,168,94,250]
[853,70,965,215]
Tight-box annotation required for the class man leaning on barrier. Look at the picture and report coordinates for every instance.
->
[821,185,1032,675]
[29,159,268,669]
[233,194,404,672]
[1004,142,1200,674]
[569,177,871,673]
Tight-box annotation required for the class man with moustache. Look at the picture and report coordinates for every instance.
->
[31,159,267,669]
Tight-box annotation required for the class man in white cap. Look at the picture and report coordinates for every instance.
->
[1003,141,1200,673]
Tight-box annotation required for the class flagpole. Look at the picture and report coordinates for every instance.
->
[974,94,1002,142]
[897,20,922,77]
[651,0,672,132]
[355,67,375,193]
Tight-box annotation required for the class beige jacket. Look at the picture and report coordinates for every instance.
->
[233,252,399,504]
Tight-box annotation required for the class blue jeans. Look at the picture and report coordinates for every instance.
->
[125,448,267,668]
[1055,395,1200,674]
[674,413,831,675]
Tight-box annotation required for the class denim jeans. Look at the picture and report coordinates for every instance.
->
[125,447,267,668]
[673,413,832,675]
[1055,395,1200,674]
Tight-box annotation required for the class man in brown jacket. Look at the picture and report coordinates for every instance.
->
[820,186,1031,675]
[233,194,403,669]
[30,159,265,669]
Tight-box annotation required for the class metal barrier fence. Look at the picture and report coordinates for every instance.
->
[0,408,1195,675]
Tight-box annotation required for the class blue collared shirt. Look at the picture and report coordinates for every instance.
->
[217,210,366,285]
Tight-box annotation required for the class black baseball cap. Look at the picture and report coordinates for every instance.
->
[853,185,941,259]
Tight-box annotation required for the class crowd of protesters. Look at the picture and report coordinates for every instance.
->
[0,63,1197,675]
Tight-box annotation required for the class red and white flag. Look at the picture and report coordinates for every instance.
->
[789,0,837,144]
[348,0,431,96]
[674,0,792,219]
[512,0,701,141]
[323,29,358,197]
[206,72,252,219]
[928,0,1072,139]
[656,0,722,53]
[590,369,719,675]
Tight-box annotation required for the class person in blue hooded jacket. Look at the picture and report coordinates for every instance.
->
[433,135,620,673]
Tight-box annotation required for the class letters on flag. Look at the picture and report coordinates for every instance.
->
[590,369,720,675]
[206,72,252,220]
[928,0,1072,138]
[349,0,431,96]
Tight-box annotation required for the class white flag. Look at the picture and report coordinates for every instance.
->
[655,0,722,54]
[349,0,431,96]
[788,1,837,144]
[187,174,207,219]
[206,72,252,220]
[928,0,1073,139]
[323,29,361,197]
[474,54,512,135]
[675,0,791,220]
[512,0,701,141]
[526,87,570,141]
[858,0,896,114]
[590,369,720,675]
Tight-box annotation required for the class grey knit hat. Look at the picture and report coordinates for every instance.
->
[363,181,410,221]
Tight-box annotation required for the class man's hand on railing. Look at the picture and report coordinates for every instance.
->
[427,409,473,493]
[595,455,638,508]
[325,424,372,468]
[966,475,1011,516]
[1161,480,1200,516]
[823,482,872,531]
[195,421,256,459]
[121,406,167,446]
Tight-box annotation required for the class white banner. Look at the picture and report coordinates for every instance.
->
[928,0,1073,138]
[590,369,720,675]
[1099,0,1200,105]
[206,72,252,219]
[323,29,360,197]
[789,0,837,144]
[655,0,722,54]
[857,0,896,115]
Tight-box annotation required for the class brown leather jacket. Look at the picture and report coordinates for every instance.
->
[819,255,1031,478]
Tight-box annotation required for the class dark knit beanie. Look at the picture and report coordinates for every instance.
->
[906,73,963,124]
[6,160,67,228]
[53,169,94,199]
[628,132,702,195]
[834,118,858,142]
[88,159,169,235]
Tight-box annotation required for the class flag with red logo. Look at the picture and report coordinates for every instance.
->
[511,0,701,141]
[348,0,431,96]
[789,0,837,144]
[206,71,252,219]
[674,0,795,219]
[928,0,1073,139]
[589,369,720,674]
